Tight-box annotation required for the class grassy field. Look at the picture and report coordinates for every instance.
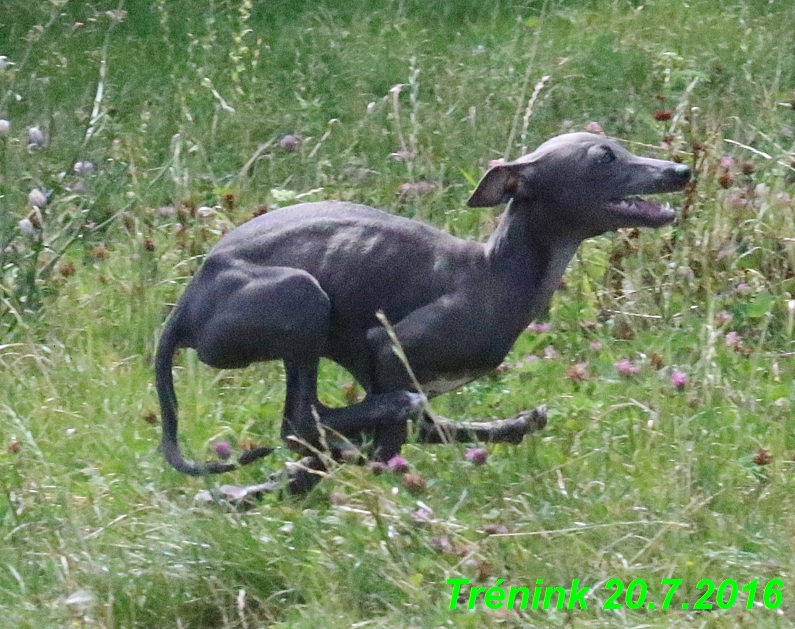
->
[2,0,795,626]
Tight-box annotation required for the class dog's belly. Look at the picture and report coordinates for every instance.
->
[422,371,483,397]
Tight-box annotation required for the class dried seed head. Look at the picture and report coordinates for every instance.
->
[585,121,604,134]
[27,126,45,148]
[737,345,753,358]
[340,448,363,464]
[397,181,439,199]
[718,171,734,189]
[367,461,387,475]
[18,218,36,237]
[653,110,673,121]
[58,260,76,278]
[474,560,494,579]
[28,188,48,207]
[8,441,21,454]
[753,448,773,466]
[341,381,359,404]
[566,362,589,381]
[74,160,95,174]
[740,161,755,175]
[402,472,427,494]
[91,244,109,260]
[329,492,347,505]
[613,319,636,340]
[141,410,158,425]
[650,352,665,370]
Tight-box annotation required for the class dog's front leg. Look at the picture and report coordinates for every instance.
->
[417,406,547,445]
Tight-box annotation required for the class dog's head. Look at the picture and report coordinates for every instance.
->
[468,132,691,238]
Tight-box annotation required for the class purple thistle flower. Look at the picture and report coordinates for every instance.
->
[387,455,409,473]
[213,442,232,460]
[614,359,639,377]
[670,370,688,390]
[465,447,488,466]
[279,134,300,152]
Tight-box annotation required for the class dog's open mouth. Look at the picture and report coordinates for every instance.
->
[607,196,676,227]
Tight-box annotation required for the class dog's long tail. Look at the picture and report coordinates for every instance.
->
[155,317,273,476]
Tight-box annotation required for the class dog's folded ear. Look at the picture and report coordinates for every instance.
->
[467,164,524,207]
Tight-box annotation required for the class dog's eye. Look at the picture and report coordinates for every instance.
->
[597,147,616,164]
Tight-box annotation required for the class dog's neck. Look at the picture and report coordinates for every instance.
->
[484,199,581,324]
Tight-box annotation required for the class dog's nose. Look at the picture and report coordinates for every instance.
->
[672,162,691,181]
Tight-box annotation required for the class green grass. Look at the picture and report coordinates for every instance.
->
[2,0,795,626]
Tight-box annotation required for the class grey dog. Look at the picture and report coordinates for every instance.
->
[156,132,690,491]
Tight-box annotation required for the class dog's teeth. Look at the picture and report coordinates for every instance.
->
[619,200,629,209]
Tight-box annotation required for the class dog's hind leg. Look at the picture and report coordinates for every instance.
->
[281,361,423,456]
[270,361,422,493]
